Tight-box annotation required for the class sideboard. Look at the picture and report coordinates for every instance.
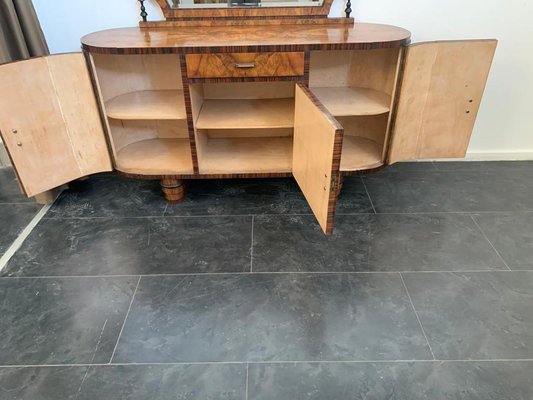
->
[0,19,496,234]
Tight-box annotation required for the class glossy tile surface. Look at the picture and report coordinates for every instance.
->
[403,271,533,360]
[47,174,168,218]
[253,214,505,272]
[248,361,533,400]
[0,277,137,365]
[0,367,87,400]
[2,161,533,399]
[3,216,252,276]
[0,203,42,255]
[0,167,32,203]
[113,274,432,363]
[77,364,246,400]
[165,178,312,216]
[364,169,533,213]
[0,364,246,400]
[473,212,533,270]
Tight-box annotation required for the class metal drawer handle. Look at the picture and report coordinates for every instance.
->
[235,62,256,69]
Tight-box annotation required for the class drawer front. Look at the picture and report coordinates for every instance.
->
[186,52,305,79]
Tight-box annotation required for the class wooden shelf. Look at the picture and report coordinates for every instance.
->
[115,138,193,175]
[196,98,294,129]
[198,136,293,174]
[106,90,186,120]
[312,87,391,117]
[341,136,384,171]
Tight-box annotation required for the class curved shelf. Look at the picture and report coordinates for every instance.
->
[196,98,294,130]
[341,136,384,171]
[106,90,186,120]
[312,87,391,117]
[115,138,193,175]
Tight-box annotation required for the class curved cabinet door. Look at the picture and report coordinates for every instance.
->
[0,53,112,197]
[388,40,497,163]
[293,83,344,235]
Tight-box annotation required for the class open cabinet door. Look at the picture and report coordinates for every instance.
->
[293,84,344,235]
[0,53,112,197]
[388,40,497,163]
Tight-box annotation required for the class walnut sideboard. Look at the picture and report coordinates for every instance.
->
[0,23,496,234]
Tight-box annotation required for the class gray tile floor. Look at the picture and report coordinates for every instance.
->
[1,161,533,399]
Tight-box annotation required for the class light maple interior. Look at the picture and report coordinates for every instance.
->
[91,53,193,174]
[310,48,401,171]
[191,82,295,174]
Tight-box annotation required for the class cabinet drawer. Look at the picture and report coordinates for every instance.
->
[186,52,305,79]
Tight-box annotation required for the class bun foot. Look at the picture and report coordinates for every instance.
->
[160,179,186,203]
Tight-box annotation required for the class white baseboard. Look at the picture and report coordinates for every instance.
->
[418,151,533,162]
[455,151,533,161]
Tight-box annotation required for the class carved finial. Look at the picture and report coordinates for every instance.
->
[345,0,352,18]
[139,0,148,22]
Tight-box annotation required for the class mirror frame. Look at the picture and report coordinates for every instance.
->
[154,0,334,19]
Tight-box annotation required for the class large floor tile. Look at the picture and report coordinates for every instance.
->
[0,203,42,255]
[0,277,137,365]
[403,271,533,360]
[0,367,87,400]
[47,174,168,218]
[364,170,533,213]
[165,178,311,216]
[473,212,533,270]
[248,361,533,400]
[113,274,432,363]
[0,167,33,204]
[3,216,252,277]
[77,364,245,400]
[252,214,505,272]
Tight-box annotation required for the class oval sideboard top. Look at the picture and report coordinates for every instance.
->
[81,23,411,54]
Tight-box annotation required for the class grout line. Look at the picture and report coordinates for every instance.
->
[0,204,51,273]
[2,359,533,369]
[109,276,141,364]
[250,216,254,273]
[75,320,108,398]
[400,273,436,361]
[245,363,249,400]
[0,269,522,280]
[360,176,376,214]
[469,214,512,271]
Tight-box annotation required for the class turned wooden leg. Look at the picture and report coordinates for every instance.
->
[160,179,187,203]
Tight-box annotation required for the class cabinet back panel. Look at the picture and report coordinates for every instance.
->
[109,120,189,153]
[205,128,293,139]
[337,115,388,144]
[202,82,295,99]
[310,49,400,95]
[91,54,183,102]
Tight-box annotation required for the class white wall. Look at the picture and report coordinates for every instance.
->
[33,0,533,159]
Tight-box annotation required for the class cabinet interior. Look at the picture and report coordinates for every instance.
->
[91,54,193,175]
[309,48,401,171]
[191,82,295,174]
[90,49,401,176]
